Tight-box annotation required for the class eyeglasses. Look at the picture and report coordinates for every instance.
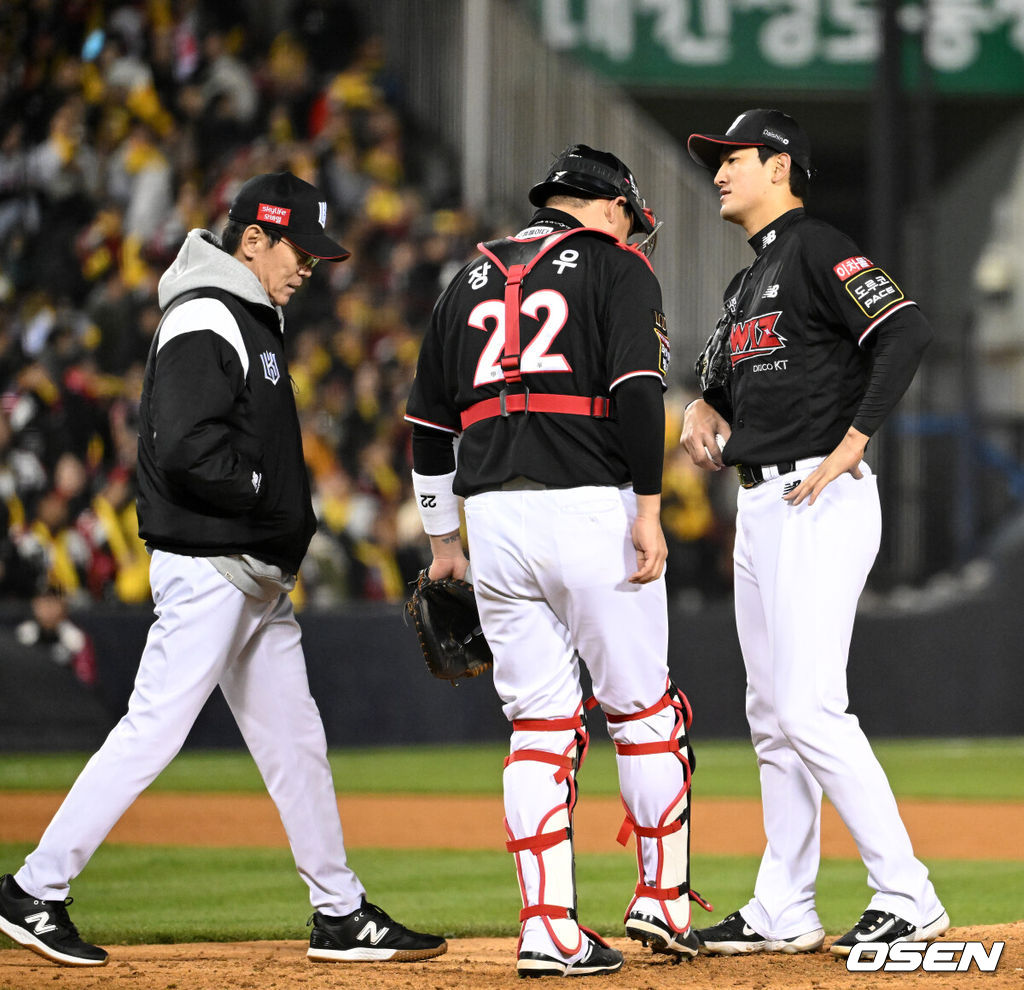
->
[281,237,319,271]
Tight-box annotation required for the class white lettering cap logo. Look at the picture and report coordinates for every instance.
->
[763,128,790,145]
[318,201,327,228]
[727,112,751,135]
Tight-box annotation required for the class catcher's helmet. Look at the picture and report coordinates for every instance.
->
[529,144,656,238]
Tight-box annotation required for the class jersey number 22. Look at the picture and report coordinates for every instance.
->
[469,290,571,387]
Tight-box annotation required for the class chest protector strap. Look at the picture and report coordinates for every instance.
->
[460,227,618,431]
[500,264,526,385]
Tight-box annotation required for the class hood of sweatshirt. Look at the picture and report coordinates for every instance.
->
[157,228,284,331]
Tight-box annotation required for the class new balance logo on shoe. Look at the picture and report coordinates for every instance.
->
[24,911,57,935]
[356,921,389,945]
[0,874,108,967]
[306,902,447,963]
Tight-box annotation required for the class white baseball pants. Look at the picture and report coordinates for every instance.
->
[465,485,688,957]
[464,485,671,724]
[16,550,365,916]
[732,465,944,939]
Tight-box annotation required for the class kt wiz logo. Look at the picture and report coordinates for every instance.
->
[730,311,786,367]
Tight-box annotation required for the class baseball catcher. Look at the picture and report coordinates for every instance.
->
[406,568,493,683]
[404,143,706,977]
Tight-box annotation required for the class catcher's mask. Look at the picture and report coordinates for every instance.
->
[529,143,662,257]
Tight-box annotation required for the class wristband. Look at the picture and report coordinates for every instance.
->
[412,469,460,535]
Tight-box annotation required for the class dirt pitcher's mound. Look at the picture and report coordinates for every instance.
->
[1,925,1021,990]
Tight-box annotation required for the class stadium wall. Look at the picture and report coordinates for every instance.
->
[3,541,1020,751]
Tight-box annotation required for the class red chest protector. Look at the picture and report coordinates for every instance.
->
[459,227,619,431]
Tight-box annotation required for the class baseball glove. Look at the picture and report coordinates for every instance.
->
[694,307,734,421]
[405,569,493,684]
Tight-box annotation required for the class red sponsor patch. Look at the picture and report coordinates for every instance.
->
[256,202,291,226]
[833,255,872,281]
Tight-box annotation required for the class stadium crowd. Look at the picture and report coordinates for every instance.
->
[0,0,732,644]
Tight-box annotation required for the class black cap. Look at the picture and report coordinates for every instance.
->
[687,109,812,173]
[528,144,655,235]
[228,171,350,261]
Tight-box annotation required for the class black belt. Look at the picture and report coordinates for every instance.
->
[471,476,555,495]
[736,457,823,489]
[470,477,631,496]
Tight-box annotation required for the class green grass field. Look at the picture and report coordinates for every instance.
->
[3,737,1023,798]
[1,738,1022,945]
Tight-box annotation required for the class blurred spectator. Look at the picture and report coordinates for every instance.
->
[0,121,41,279]
[291,0,367,79]
[0,0,731,616]
[0,500,39,599]
[106,121,174,247]
[76,465,150,603]
[198,29,260,131]
[17,487,90,600]
[15,588,97,688]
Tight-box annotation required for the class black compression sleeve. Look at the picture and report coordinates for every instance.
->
[614,376,665,495]
[852,305,933,436]
[411,423,457,474]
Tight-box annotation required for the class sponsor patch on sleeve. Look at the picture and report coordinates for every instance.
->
[833,255,872,281]
[652,310,670,375]
[844,267,905,318]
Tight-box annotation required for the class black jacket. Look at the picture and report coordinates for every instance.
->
[136,230,316,573]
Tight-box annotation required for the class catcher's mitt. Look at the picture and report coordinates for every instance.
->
[405,569,493,684]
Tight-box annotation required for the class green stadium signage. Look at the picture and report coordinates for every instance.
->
[532,0,1024,94]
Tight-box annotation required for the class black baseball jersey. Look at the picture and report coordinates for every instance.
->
[709,207,917,466]
[406,209,669,497]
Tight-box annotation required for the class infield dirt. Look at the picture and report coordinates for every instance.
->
[1,927,1021,990]
[1,792,1021,989]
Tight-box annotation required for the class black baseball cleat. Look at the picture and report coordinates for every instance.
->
[0,873,108,967]
[307,899,447,962]
[696,909,824,955]
[625,911,699,960]
[517,934,624,978]
[829,908,950,957]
